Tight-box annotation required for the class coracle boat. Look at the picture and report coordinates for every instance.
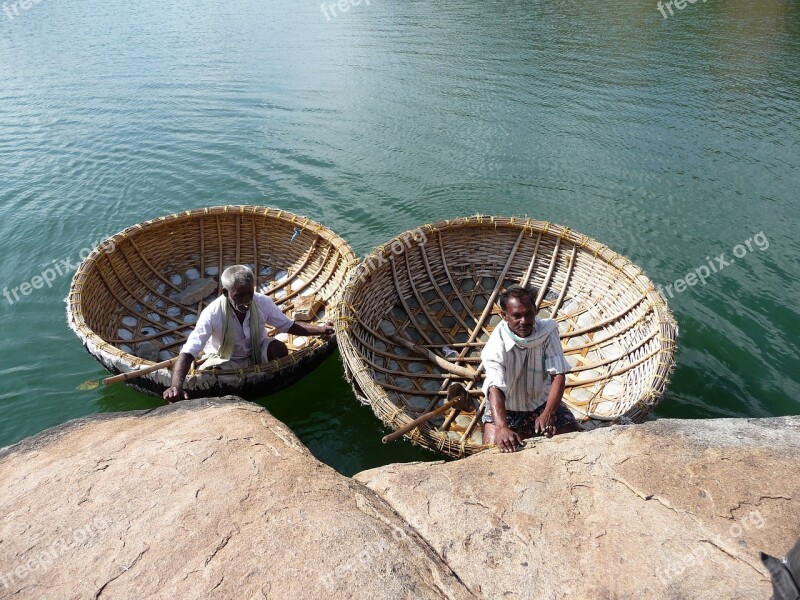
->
[67,206,357,397]
[335,216,678,458]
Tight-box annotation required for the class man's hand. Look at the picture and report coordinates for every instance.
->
[316,321,335,335]
[163,353,194,404]
[288,321,335,337]
[534,410,555,438]
[494,425,523,453]
[163,386,189,403]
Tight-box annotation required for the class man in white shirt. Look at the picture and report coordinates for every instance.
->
[163,265,334,403]
[481,285,580,452]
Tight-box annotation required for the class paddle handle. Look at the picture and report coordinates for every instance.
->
[102,356,180,385]
[382,399,457,444]
[390,335,479,380]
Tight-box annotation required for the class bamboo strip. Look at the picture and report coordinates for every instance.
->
[115,244,194,310]
[560,295,647,338]
[400,247,450,343]
[535,235,561,308]
[390,334,479,379]
[519,231,543,288]
[551,244,577,317]
[418,240,475,334]
[216,216,223,296]
[274,244,331,306]
[389,253,435,347]
[268,240,320,296]
[128,237,182,292]
[566,347,660,387]
[235,214,240,265]
[436,232,493,341]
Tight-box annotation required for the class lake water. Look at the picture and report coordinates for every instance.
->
[0,0,797,476]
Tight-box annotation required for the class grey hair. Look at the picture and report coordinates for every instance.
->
[220,265,255,291]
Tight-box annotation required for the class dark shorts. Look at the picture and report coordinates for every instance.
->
[482,402,577,434]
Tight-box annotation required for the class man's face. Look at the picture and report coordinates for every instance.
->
[502,295,535,338]
[224,282,255,313]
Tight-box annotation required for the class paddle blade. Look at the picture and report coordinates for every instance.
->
[77,380,101,390]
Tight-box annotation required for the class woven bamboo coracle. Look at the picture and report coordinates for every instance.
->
[336,216,678,458]
[67,206,357,397]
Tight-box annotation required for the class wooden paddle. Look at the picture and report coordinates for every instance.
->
[389,335,479,380]
[102,356,181,385]
[382,382,473,444]
[78,353,204,390]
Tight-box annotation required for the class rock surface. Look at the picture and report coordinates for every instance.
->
[2,399,798,600]
[355,417,800,599]
[0,398,470,599]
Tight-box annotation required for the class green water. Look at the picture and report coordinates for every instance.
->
[0,0,797,476]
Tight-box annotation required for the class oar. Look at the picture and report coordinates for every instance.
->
[389,335,479,380]
[382,382,473,444]
[78,354,200,390]
[102,356,181,385]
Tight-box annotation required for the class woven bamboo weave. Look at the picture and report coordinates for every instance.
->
[67,205,358,397]
[335,216,678,458]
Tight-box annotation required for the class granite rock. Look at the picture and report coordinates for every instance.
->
[0,398,470,599]
[355,417,800,599]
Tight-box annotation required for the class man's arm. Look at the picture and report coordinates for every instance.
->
[162,300,220,403]
[481,333,523,453]
[487,385,524,453]
[533,374,565,436]
[258,294,333,337]
[163,352,195,403]
[534,327,571,436]
[287,321,334,336]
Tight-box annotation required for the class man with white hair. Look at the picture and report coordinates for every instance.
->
[163,265,334,402]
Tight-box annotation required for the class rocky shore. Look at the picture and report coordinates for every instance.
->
[0,398,797,599]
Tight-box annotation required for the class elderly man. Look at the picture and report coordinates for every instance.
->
[163,265,334,403]
[482,285,581,452]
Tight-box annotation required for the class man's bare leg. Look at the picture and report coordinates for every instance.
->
[265,339,289,361]
[555,422,581,435]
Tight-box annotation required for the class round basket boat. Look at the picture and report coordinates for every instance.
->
[67,205,358,397]
[336,215,678,458]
